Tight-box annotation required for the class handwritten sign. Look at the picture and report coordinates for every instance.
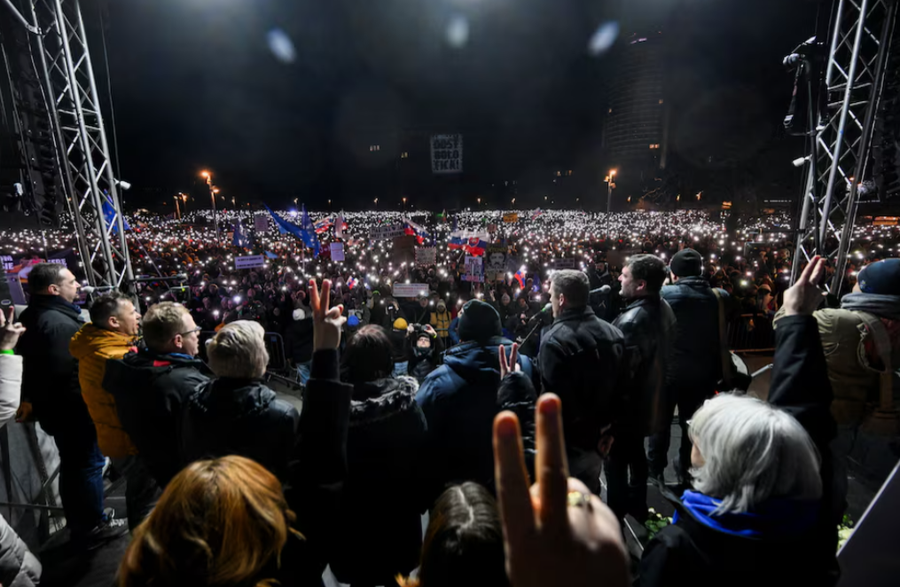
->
[234,255,266,270]
[393,283,430,298]
[416,247,436,266]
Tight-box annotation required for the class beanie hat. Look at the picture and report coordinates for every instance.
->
[348,315,360,327]
[857,259,900,295]
[670,248,703,278]
[458,300,502,342]
[393,318,408,331]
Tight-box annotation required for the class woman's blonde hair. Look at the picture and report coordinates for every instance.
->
[118,456,302,587]
[206,320,269,379]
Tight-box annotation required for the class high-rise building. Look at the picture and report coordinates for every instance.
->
[604,31,668,174]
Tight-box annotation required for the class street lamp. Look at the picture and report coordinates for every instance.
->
[605,169,617,238]
[402,197,407,212]
[374,198,379,208]
[173,195,182,219]
[202,170,220,244]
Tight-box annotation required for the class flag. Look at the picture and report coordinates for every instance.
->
[531,208,544,221]
[314,216,334,234]
[347,276,359,290]
[232,221,249,248]
[102,192,130,234]
[335,211,347,239]
[264,251,278,260]
[514,267,526,288]
[266,204,320,256]
[402,217,429,245]
[449,230,490,256]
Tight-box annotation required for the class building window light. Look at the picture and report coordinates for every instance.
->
[649,144,660,149]
[400,152,408,159]
[658,99,664,104]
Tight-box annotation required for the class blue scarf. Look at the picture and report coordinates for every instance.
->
[674,490,818,539]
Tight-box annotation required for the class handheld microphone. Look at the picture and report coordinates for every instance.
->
[590,285,612,295]
[81,285,116,294]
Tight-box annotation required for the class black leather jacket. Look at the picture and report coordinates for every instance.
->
[181,378,300,481]
[613,295,676,436]
[539,306,626,452]
[660,277,726,390]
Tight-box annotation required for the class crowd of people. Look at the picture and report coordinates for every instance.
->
[0,205,897,586]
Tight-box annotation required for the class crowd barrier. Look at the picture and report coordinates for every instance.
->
[727,313,775,352]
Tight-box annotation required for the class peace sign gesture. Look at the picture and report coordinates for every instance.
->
[308,279,346,352]
[783,255,827,316]
[498,343,521,379]
[0,307,25,352]
[493,395,629,587]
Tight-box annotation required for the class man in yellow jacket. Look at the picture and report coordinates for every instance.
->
[69,292,155,531]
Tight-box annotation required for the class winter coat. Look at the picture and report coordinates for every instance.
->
[408,334,444,383]
[613,295,677,436]
[15,295,85,435]
[103,350,210,487]
[539,306,625,453]
[0,355,23,428]
[497,371,537,483]
[430,309,452,339]
[775,292,900,425]
[285,316,314,364]
[69,324,138,458]
[639,489,832,587]
[416,337,534,503]
[660,277,726,391]
[181,379,299,482]
[329,376,428,584]
[0,513,41,587]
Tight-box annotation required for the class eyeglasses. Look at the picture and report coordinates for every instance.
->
[176,326,202,338]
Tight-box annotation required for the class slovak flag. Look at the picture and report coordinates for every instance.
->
[315,216,334,234]
[531,208,544,221]
[514,267,527,288]
[402,217,429,245]
[347,276,359,290]
[449,230,490,256]
[335,212,348,239]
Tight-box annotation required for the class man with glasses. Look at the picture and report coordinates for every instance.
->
[104,302,210,489]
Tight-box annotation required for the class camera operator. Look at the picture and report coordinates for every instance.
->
[407,323,443,383]
[538,270,626,494]
[608,254,676,523]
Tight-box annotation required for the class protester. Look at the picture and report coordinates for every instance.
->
[407,323,443,383]
[69,292,156,531]
[16,264,125,542]
[650,248,727,486]
[398,482,509,587]
[609,254,676,523]
[285,307,314,385]
[331,324,427,587]
[429,299,452,343]
[416,299,535,503]
[181,320,299,481]
[117,456,308,587]
[638,395,825,587]
[539,269,625,494]
[103,301,210,487]
[390,317,410,376]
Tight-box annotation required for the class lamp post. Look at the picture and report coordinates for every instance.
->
[402,197,407,212]
[173,195,181,219]
[605,169,617,239]
[201,170,220,244]
[374,198,378,209]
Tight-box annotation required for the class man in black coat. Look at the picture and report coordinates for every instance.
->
[539,269,625,494]
[16,264,123,541]
[609,254,676,523]
[284,307,314,385]
[649,248,728,485]
[103,302,210,487]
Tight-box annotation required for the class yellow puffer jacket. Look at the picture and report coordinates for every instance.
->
[430,310,452,337]
[69,324,138,458]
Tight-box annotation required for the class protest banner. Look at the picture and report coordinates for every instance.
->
[431,134,463,174]
[254,215,269,233]
[462,255,485,283]
[502,212,518,223]
[369,223,406,240]
[549,258,577,270]
[416,247,436,266]
[330,242,345,262]
[392,283,430,298]
[235,255,266,270]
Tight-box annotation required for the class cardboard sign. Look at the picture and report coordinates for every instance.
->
[431,134,463,174]
[463,256,485,283]
[549,258,577,270]
[369,223,406,240]
[393,283,430,298]
[330,242,345,262]
[416,247,437,266]
[485,249,508,274]
[503,213,518,223]
[1,256,13,272]
[234,255,266,270]
[254,215,269,233]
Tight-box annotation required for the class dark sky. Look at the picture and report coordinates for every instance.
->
[97,0,819,208]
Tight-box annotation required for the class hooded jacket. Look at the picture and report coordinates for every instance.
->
[329,375,427,584]
[103,350,210,486]
[416,337,534,502]
[69,323,137,458]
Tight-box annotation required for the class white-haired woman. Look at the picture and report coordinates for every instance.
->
[180,320,299,481]
[639,393,829,587]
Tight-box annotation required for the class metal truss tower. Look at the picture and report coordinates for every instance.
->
[791,0,899,294]
[9,0,133,288]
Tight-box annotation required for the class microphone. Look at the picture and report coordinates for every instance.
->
[590,285,611,295]
[81,285,116,294]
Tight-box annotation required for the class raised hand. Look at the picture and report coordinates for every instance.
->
[0,307,25,352]
[493,394,630,587]
[783,256,827,316]
[498,343,521,379]
[308,279,346,351]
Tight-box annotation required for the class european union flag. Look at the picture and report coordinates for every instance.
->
[265,204,320,256]
[102,192,130,234]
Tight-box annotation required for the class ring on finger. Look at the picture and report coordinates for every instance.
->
[566,490,592,510]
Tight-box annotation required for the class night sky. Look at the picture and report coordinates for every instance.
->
[97,0,819,209]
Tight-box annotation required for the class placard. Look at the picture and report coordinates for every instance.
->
[369,223,406,240]
[431,134,463,174]
[416,247,436,266]
[330,242,345,262]
[486,249,508,274]
[549,258,577,270]
[1,256,13,272]
[393,283,430,298]
[503,212,518,223]
[254,215,269,233]
[462,256,485,283]
[47,258,67,268]
[234,255,266,270]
